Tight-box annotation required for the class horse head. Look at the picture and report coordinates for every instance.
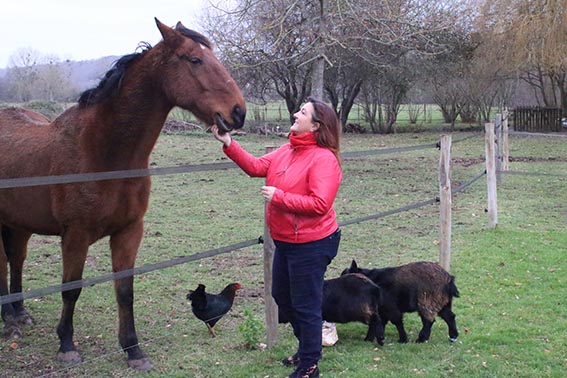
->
[155,18,246,133]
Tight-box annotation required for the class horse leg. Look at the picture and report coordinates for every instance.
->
[110,219,152,371]
[0,226,20,339]
[439,305,459,342]
[1,226,33,338]
[56,227,89,365]
[6,228,34,326]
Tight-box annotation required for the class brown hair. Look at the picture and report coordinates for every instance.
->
[307,97,342,164]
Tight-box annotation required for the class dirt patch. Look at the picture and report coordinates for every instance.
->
[452,157,484,167]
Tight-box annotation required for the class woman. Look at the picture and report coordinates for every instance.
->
[211,97,342,378]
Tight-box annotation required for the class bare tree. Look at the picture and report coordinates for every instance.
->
[202,0,321,120]
[311,0,327,100]
[5,48,42,102]
[2,48,75,102]
[323,44,364,128]
[203,0,473,127]
[359,64,412,134]
[476,0,567,112]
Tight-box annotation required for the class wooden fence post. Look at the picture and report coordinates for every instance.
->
[485,123,498,228]
[494,113,503,183]
[501,108,510,172]
[438,135,452,271]
[263,146,278,347]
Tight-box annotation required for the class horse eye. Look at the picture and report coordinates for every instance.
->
[178,55,202,65]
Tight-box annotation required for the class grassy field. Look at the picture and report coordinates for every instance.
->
[2,100,480,133]
[0,130,565,377]
[169,103,455,132]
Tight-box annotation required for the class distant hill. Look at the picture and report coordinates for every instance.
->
[0,55,120,92]
[61,56,121,91]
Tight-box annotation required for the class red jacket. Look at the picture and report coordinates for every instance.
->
[223,134,342,243]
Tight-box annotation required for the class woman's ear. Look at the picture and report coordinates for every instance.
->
[311,122,320,132]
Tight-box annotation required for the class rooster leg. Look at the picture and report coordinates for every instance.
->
[207,324,217,338]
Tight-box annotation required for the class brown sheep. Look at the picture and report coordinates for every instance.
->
[342,259,459,343]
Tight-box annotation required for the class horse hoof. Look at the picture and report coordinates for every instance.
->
[57,351,82,364]
[449,337,458,343]
[127,357,153,371]
[2,325,23,339]
[16,311,34,326]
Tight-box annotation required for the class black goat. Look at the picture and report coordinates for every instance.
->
[342,259,460,343]
[279,273,385,345]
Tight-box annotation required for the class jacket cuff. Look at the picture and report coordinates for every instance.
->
[271,188,284,206]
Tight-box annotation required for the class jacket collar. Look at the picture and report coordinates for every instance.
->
[289,131,317,149]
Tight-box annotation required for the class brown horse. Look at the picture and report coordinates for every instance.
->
[0,19,245,370]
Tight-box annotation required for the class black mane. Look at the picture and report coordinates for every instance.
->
[78,25,211,107]
[78,46,148,107]
[174,24,212,49]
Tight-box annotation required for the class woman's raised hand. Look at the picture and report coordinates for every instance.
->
[211,125,232,147]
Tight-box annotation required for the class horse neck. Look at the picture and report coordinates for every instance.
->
[85,77,173,169]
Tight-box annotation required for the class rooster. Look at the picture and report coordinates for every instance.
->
[187,282,242,337]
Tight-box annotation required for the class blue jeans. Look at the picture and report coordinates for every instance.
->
[272,229,341,369]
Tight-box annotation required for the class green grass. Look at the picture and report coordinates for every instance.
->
[0,131,565,377]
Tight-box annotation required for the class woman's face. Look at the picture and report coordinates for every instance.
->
[290,102,319,135]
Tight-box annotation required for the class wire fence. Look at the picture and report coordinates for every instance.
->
[2,132,564,307]
[0,135,474,306]
[1,131,565,376]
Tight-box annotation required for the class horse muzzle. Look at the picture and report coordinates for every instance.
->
[215,105,246,134]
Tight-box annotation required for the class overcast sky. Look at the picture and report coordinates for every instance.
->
[0,0,210,69]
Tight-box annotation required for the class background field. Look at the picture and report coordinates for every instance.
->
[0,130,565,377]
[168,103,469,132]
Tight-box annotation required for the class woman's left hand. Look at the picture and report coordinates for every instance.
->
[261,186,277,202]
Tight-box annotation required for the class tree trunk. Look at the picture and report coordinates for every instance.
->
[311,0,326,100]
[339,79,363,128]
[312,57,325,100]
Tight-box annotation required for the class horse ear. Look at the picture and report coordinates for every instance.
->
[175,21,186,30]
[155,17,184,48]
[351,259,358,269]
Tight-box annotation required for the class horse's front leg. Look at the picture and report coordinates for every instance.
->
[110,219,152,371]
[56,228,89,364]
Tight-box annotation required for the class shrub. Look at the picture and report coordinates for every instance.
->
[23,100,67,120]
[238,307,264,350]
